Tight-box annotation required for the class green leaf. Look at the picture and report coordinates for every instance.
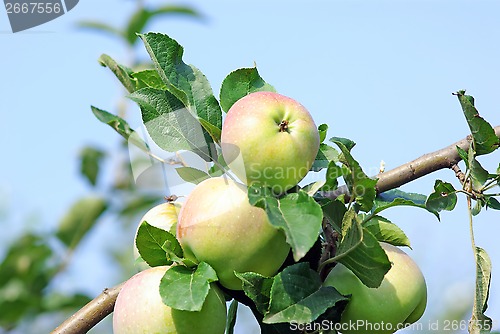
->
[159,262,218,311]
[248,186,323,261]
[175,167,210,185]
[331,138,377,212]
[125,6,202,45]
[469,247,493,334]
[56,197,107,250]
[119,195,163,217]
[456,145,469,165]
[263,263,347,324]
[321,198,347,233]
[132,69,168,90]
[235,271,274,315]
[486,197,500,210]
[330,136,356,151]
[323,162,347,191]
[318,124,328,143]
[138,33,222,144]
[135,221,183,266]
[225,300,238,334]
[456,90,500,156]
[91,106,149,152]
[219,67,276,112]
[78,21,122,39]
[374,189,437,218]
[130,88,215,160]
[468,145,490,190]
[363,215,411,247]
[426,180,457,214]
[0,234,56,328]
[98,54,136,93]
[79,146,105,186]
[312,143,339,172]
[334,209,391,288]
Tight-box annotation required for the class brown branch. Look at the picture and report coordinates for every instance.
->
[324,125,500,200]
[50,282,125,334]
[52,126,500,334]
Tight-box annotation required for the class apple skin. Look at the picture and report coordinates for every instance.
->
[323,243,427,334]
[221,91,320,193]
[177,177,290,290]
[113,266,227,334]
[133,202,181,270]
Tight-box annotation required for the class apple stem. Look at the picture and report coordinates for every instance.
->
[278,120,289,132]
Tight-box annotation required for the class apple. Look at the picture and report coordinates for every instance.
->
[113,266,227,334]
[133,202,181,270]
[323,243,427,334]
[221,91,320,193]
[177,177,290,290]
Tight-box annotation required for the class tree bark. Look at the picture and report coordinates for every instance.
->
[51,125,500,334]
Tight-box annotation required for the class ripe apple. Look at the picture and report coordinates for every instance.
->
[177,177,290,290]
[133,202,181,270]
[323,243,427,334]
[113,266,227,334]
[221,91,320,193]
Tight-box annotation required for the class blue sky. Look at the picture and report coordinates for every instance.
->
[1,0,500,332]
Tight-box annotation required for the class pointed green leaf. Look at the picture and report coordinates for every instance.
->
[336,228,391,288]
[91,106,149,152]
[235,271,273,315]
[56,197,107,250]
[135,221,183,266]
[426,180,457,214]
[333,209,391,288]
[225,300,238,334]
[363,215,411,247]
[130,88,215,160]
[263,263,347,324]
[331,138,377,212]
[312,143,339,171]
[220,67,276,112]
[248,186,322,261]
[374,189,438,218]
[486,197,500,210]
[318,124,328,143]
[456,90,500,155]
[125,6,202,45]
[98,54,136,93]
[469,247,493,334]
[138,33,222,134]
[78,21,122,39]
[79,146,105,186]
[468,145,490,190]
[159,262,218,311]
[175,167,210,185]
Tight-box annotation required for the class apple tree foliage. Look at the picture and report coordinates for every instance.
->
[88,32,500,334]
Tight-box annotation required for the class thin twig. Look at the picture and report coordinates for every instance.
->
[323,125,500,200]
[50,282,125,334]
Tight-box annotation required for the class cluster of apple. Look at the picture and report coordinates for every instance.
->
[112,91,427,334]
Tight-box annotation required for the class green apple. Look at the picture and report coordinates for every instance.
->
[113,266,227,334]
[324,243,427,334]
[221,91,320,193]
[177,177,290,290]
[133,202,181,270]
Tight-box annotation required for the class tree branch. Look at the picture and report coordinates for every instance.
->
[51,125,500,334]
[323,125,500,200]
[50,282,124,334]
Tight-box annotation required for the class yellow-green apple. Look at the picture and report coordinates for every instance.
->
[221,91,320,193]
[133,202,181,270]
[323,243,427,334]
[177,177,290,290]
[113,266,227,334]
